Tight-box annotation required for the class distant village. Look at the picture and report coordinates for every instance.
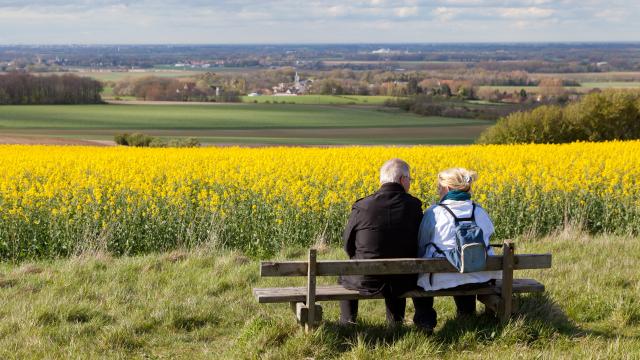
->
[249,72,312,97]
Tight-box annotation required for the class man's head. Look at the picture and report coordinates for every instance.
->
[379,158,411,192]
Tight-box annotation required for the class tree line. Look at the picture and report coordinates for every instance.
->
[478,90,640,144]
[0,72,102,105]
[113,76,240,102]
[108,68,575,100]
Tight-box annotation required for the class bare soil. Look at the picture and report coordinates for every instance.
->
[0,135,114,146]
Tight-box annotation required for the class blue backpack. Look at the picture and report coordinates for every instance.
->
[428,203,488,274]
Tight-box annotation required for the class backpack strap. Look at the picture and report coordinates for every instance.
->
[425,242,445,287]
[438,202,476,224]
[426,242,445,255]
[438,203,460,225]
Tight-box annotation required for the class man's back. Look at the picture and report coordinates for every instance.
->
[341,182,423,295]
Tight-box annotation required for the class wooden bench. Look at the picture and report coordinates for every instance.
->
[253,241,552,332]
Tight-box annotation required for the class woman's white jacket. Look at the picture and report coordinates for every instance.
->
[417,199,501,291]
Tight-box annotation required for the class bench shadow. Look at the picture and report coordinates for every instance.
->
[319,292,587,354]
[435,292,582,344]
[321,321,416,353]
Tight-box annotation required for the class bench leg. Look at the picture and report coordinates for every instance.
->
[501,241,515,323]
[293,302,323,328]
[478,294,502,315]
[478,294,518,318]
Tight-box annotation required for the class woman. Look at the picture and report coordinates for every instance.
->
[416,167,501,323]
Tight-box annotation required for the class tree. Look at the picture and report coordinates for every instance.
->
[478,90,640,144]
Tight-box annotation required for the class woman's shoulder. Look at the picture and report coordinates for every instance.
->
[473,202,491,217]
[424,203,443,214]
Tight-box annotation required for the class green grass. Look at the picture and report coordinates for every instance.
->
[580,82,640,89]
[240,95,397,105]
[62,69,203,82]
[189,136,476,145]
[0,104,487,130]
[480,82,640,94]
[0,104,492,145]
[0,232,638,358]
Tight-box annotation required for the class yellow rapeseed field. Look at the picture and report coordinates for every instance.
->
[0,141,638,260]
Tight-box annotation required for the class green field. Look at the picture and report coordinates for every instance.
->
[63,69,203,82]
[533,71,640,82]
[0,104,493,145]
[580,81,640,89]
[0,232,637,358]
[241,95,396,105]
[480,82,640,94]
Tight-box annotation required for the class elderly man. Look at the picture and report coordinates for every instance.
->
[339,158,435,329]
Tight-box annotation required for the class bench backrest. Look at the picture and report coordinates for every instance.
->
[261,254,552,277]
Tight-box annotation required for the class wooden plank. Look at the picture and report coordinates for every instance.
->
[253,278,545,303]
[501,241,515,322]
[305,249,317,332]
[260,254,552,277]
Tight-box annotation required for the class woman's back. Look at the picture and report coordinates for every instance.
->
[417,199,501,291]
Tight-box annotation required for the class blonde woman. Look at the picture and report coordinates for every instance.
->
[415,168,501,328]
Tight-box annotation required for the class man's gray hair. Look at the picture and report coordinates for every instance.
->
[379,158,410,185]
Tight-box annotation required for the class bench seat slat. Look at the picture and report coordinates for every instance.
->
[261,254,552,277]
[253,278,545,303]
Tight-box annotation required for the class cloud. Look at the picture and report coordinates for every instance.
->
[0,0,638,43]
[498,7,554,19]
[394,6,419,17]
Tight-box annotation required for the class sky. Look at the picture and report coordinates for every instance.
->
[0,0,638,44]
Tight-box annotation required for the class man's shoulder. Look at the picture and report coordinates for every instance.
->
[351,195,369,209]
[402,192,423,208]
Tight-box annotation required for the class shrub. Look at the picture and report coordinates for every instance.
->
[478,90,640,144]
[126,133,154,147]
[167,137,201,148]
[114,133,129,146]
[114,133,156,147]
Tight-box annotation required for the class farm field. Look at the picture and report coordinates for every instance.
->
[480,82,640,94]
[1,142,638,260]
[0,104,492,145]
[60,68,206,82]
[532,71,640,82]
[240,95,396,105]
[0,233,637,358]
[580,81,640,89]
[0,142,639,357]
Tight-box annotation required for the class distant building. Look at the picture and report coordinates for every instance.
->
[272,71,312,95]
[372,48,391,54]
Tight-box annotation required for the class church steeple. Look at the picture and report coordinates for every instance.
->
[294,72,300,84]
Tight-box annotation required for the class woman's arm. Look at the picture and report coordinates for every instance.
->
[417,207,436,258]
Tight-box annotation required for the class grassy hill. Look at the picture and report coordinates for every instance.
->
[0,232,637,358]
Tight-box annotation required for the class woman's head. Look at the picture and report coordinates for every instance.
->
[437,167,477,196]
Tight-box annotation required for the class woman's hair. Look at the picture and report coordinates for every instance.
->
[438,167,478,192]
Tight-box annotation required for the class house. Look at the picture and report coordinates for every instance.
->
[272,72,312,95]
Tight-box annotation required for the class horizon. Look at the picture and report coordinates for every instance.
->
[2,41,640,47]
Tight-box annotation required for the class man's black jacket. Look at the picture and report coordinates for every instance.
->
[339,182,423,296]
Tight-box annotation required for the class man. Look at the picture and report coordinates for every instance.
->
[339,158,435,329]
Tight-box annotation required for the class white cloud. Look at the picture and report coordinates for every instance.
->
[499,7,554,19]
[0,0,638,43]
[394,6,418,17]
[432,7,462,21]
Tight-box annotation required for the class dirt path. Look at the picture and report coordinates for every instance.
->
[0,135,115,146]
